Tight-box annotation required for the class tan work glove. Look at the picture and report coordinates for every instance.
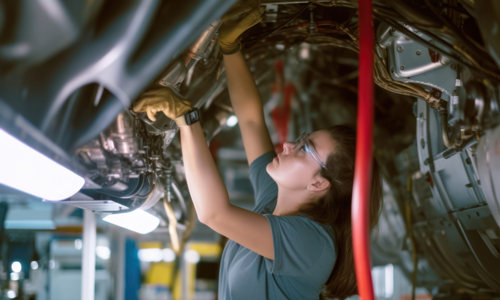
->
[218,0,264,54]
[132,88,192,123]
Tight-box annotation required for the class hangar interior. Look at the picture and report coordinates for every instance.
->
[1,0,500,299]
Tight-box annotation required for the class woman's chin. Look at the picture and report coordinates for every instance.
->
[265,163,276,178]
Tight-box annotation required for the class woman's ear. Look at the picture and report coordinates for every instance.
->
[307,175,330,193]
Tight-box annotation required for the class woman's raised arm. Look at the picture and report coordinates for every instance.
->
[224,51,273,165]
[218,2,273,165]
[133,88,274,259]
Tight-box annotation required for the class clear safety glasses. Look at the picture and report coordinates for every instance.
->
[292,132,328,171]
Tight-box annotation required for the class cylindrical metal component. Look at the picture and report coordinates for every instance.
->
[106,112,139,156]
[140,181,164,210]
[160,20,221,90]
[440,111,453,148]
[186,20,221,64]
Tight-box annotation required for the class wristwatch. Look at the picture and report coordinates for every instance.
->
[175,108,200,127]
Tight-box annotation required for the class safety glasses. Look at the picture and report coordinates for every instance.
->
[292,133,328,171]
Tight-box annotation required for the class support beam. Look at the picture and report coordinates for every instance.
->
[82,209,96,300]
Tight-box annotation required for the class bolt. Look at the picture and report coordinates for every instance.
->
[400,65,405,70]
[397,46,403,52]
[416,50,422,55]
[431,89,442,99]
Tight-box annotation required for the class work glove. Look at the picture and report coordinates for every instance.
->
[132,88,192,123]
[218,0,264,54]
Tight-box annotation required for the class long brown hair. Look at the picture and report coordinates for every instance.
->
[300,125,382,299]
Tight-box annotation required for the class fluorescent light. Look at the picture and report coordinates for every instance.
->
[96,246,111,260]
[184,249,200,264]
[162,248,175,262]
[384,264,394,298]
[0,129,85,201]
[138,248,176,262]
[103,209,160,234]
[226,115,238,127]
[74,239,83,250]
[138,248,163,262]
[11,261,22,273]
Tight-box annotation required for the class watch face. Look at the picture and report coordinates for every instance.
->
[186,109,200,125]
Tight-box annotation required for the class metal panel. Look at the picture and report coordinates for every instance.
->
[433,153,484,210]
[477,126,500,228]
[61,199,128,213]
[0,0,237,151]
[412,97,500,292]
[382,25,457,98]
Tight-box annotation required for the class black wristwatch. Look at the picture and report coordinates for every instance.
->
[175,108,200,127]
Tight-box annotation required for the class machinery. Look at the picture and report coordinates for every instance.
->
[1,0,500,298]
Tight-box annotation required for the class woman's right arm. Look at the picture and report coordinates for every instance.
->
[224,51,273,165]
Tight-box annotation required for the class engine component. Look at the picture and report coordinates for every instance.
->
[371,178,441,292]
[413,98,500,292]
[444,79,489,148]
[379,23,457,99]
[77,112,146,181]
[477,126,500,228]
[102,112,140,157]
[159,20,221,90]
[140,182,164,211]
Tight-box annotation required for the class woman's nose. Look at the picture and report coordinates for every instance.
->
[282,142,294,153]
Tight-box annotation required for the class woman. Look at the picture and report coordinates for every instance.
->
[133,3,382,299]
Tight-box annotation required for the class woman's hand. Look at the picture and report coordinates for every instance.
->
[218,1,264,54]
[132,88,192,122]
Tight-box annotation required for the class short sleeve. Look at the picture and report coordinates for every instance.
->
[249,151,278,213]
[263,215,336,277]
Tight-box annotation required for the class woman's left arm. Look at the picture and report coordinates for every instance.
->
[179,123,274,259]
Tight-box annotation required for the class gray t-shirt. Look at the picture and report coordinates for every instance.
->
[218,151,336,300]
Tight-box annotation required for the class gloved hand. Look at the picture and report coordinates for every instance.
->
[218,0,264,54]
[132,88,192,122]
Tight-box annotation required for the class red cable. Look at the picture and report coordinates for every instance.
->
[271,59,294,149]
[352,0,375,299]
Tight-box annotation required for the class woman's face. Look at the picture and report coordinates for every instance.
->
[266,130,335,191]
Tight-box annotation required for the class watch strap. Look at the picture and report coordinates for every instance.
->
[175,108,199,127]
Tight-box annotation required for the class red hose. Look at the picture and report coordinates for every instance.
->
[352,0,375,299]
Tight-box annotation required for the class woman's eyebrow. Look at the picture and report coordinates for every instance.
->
[307,136,318,151]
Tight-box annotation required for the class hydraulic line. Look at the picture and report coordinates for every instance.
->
[352,0,375,299]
